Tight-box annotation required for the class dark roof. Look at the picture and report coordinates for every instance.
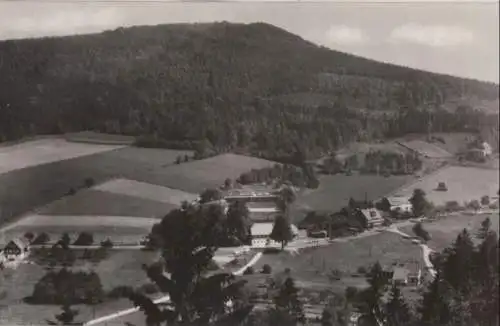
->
[6,238,30,251]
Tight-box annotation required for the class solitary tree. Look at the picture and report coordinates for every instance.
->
[226,201,252,244]
[362,262,388,324]
[480,195,490,206]
[409,188,431,217]
[129,204,253,325]
[277,186,296,215]
[270,215,294,250]
[385,285,412,326]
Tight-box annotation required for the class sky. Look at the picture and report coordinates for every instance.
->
[0,1,498,83]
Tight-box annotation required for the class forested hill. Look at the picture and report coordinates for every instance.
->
[0,22,498,158]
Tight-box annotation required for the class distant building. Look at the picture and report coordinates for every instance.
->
[251,222,299,247]
[2,238,30,261]
[386,196,412,213]
[391,262,422,286]
[356,208,384,229]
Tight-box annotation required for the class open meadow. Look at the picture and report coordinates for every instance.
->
[0,250,159,325]
[402,212,500,251]
[398,139,453,159]
[36,188,178,218]
[395,166,499,207]
[0,139,275,228]
[0,138,125,176]
[293,173,411,219]
[251,232,423,290]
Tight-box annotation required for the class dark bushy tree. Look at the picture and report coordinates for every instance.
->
[199,188,223,204]
[46,304,80,325]
[409,189,431,217]
[385,285,412,326]
[128,204,253,325]
[73,232,94,246]
[226,201,252,244]
[476,217,492,240]
[270,215,294,250]
[32,232,50,245]
[270,277,305,326]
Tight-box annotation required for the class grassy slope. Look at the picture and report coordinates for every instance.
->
[0,145,276,227]
[292,173,411,218]
[37,189,178,217]
[402,212,500,251]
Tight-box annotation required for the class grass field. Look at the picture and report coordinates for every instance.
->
[137,153,277,194]
[94,179,198,206]
[398,139,453,159]
[0,146,273,227]
[0,250,159,325]
[395,166,499,206]
[37,188,178,218]
[292,174,411,219]
[0,138,125,176]
[1,214,157,245]
[402,212,500,251]
[0,146,190,227]
[252,232,423,287]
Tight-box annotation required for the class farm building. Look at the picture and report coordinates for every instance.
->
[1,238,30,261]
[386,196,412,213]
[246,201,281,222]
[356,208,384,229]
[391,262,422,286]
[251,222,299,247]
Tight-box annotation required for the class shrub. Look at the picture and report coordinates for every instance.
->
[243,266,254,275]
[67,188,76,196]
[107,285,133,299]
[29,268,104,305]
[261,264,272,274]
[24,232,35,242]
[284,267,292,274]
[100,238,113,249]
[480,195,490,206]
[357,266,367,274]
[73,232,94,246]
[445,201,461,212]
[466,200,481,211]
[32,232,50,245]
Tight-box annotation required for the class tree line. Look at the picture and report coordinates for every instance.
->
[0,23,497,161]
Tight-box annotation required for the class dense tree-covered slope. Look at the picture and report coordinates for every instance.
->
[0,22,497,158]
